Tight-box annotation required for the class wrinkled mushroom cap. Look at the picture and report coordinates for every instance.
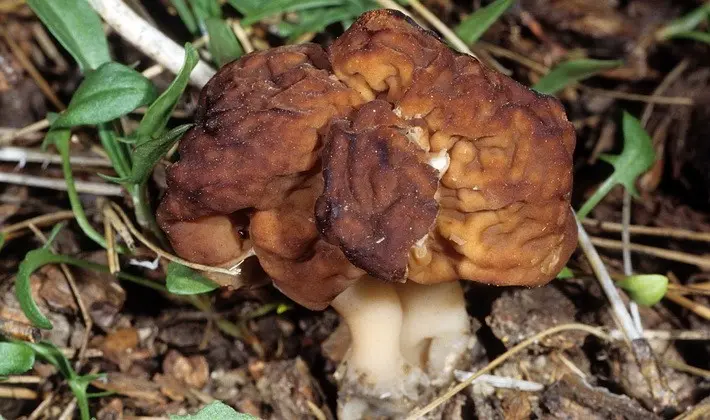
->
[157,9,577,310]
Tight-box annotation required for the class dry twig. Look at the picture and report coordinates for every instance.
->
[582,219,710,242]
[87,0,215,87]
[0,172,123,196]
[407,323,609,418]
[590,236,710,270]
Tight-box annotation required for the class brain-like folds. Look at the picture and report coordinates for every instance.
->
[157,10,577,310]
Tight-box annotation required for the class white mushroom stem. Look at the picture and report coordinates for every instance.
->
[331,276,470,391]
[331,276,406,386]
[397,281,470,380]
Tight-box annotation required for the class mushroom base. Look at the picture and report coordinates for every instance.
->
[331,277,473,419]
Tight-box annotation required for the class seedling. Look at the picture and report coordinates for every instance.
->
[577,111,656,219]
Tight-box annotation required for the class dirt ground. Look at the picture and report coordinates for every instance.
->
[1,0,710,419]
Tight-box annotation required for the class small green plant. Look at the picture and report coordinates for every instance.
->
[557,112,656,290]
[0,340,106,420]
[532,58,623,95]
[166,262,220,295]
[14,223,164,330]
[556,266,575,279]
[617,274,669,306]
[576,111,656,219]
[455,0,515,45]
[170,401,259,420]
[27,0,199,245]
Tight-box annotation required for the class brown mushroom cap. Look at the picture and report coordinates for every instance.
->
[316,100,440,282]
[157,10,577,309]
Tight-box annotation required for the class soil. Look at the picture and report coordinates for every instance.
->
[1,0,710,419]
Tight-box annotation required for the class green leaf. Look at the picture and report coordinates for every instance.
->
[531,59,624,95]
[136,44,199,140]
[205,17,243,67]
[190,0,223,22]
[556,266,574,279]
[107,124,192,185]
[170,401,258,420]
[27,0,110,72]
[170,0,199,34]
[657,4,710,40]
[23,342,75,378]
[666,31,710,45]
[15,247,168,328]
[53,62,157,128]
[276,1,375,40]
[16,248,66,330]
[617,274,669,306]
[276,303,292,315]
[0,232,5,252]
[166,262,219,295]
[455,0,515,45]
[43,129,111,249]
[0,343,35,376]
[226,0,262,15]
[609,111,657,194]
[240,0,344,26]
[577,112,655,219]
[44,222,68,248]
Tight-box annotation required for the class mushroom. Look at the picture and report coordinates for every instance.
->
[157,9,577,418]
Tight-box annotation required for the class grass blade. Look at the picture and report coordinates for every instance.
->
[136,44,199,140]
[455,0,515,45]
[240,0,344,26]
[226,0,261,15]
[657,4,710,40]
[205,17,243,67]
[666,31,710,45]
[170,0,199,34]
[532,58,623,95]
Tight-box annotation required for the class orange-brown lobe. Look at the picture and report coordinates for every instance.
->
[329,10,577,287]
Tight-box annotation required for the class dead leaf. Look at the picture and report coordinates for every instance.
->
[163,350,210,389]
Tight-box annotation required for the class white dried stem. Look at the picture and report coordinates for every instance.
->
[0,147,112,167]
[0,172,123,196]
[576,217,641,341]
[454,371,545,392]
[88,0,216,88]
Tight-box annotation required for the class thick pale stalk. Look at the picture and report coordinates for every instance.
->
[331,276,405,385]
[397,280,470,378]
